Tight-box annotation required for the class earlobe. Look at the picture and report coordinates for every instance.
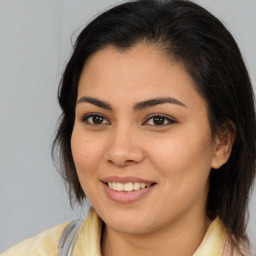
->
[211,122,236,169]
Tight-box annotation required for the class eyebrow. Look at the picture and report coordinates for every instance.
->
[77,96,112,110]
[134,97,186,111]
[76,96,186,111]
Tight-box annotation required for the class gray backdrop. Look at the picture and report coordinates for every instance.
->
[0,0,255,252]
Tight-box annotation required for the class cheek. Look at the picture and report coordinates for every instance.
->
[71,125,101,177]
[147,128,213,188]
[149,133,212,214]
[71,125,105,201]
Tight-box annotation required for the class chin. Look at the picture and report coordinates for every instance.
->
[100,209,157,235]
[107,220,152,235]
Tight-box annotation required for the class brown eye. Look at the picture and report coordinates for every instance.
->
[152,116,165,125]
[144,115,176,126]
[81,113,109,125]
[92,116,104,124]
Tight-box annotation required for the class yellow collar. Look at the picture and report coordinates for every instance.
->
[72,208,227,256]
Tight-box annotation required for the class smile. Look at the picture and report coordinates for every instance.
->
[101,176,156,203]
[107,182,152,192]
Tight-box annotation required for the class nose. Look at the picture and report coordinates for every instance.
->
[104,126,145,167]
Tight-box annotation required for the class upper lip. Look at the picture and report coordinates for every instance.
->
[101,176,156,184]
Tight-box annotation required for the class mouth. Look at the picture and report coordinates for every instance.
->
[101,176,156,203]
[101,176,156,191]
[104,181,155,192]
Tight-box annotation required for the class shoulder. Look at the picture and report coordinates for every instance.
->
[1,221,70,256]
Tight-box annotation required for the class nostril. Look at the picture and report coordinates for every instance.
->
[121,160,135,166]
[108,160,132,167]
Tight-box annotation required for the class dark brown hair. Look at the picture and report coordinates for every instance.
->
[52,0,256,253]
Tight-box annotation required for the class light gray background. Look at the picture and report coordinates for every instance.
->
[0,0,255,253]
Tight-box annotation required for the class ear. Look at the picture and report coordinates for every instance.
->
[211,121,236,169]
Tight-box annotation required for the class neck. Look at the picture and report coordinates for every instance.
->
[101,213,211,256]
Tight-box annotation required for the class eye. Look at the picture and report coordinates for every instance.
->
[81,113,110,125]
[143,114,176,126]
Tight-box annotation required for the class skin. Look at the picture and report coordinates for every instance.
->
[71,43,233,256]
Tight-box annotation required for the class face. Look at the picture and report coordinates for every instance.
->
[71,43,221,235]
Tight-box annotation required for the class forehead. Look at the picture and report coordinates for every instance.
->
[77,43,206,110]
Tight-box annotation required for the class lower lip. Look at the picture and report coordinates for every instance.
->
[103,183,155,203]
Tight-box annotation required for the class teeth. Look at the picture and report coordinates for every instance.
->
[133,182,141,191]
[124,183,133,191]
[140,183,146,189]
[107,182,151,192]
[116,183,124,191]
[108,182,113,189]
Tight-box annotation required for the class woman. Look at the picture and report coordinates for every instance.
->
[2,0,256,255]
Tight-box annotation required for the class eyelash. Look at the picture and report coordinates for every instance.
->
[80,113,176,127]
[81,113,109,125]
[143,114,176,126]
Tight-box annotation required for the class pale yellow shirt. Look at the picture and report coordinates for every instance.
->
[0,208,239,256]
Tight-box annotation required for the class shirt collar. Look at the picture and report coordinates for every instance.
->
[72,207,227,256]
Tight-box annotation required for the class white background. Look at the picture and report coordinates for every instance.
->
[0,0,255,252]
